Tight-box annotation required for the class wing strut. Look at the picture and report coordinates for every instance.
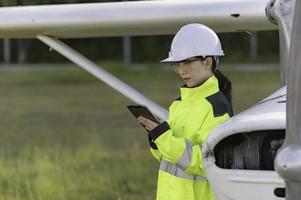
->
[275,0,301,198]
[266,0,296,84]
[37,35,168,120]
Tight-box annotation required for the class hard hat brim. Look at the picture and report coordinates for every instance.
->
[161,56,190,63]
[161,53,224,63]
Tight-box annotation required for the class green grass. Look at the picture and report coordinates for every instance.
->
[0,63,281,200]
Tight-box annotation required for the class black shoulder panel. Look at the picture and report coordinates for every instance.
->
[206,91,233,117]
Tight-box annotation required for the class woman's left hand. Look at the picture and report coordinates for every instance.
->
[137,116,159,132]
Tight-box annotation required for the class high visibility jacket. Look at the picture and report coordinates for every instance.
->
[148,75,233,200]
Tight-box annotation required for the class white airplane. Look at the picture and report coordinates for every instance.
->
[0,0,300,199]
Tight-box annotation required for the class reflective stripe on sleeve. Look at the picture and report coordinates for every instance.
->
[159,160,207,181]
[176,140,193,170]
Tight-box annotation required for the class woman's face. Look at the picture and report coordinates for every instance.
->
[173,57,213,88]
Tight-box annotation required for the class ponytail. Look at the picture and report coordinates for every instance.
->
[197,56,232,103]
[214,69,232,103]
[210,56,232,103]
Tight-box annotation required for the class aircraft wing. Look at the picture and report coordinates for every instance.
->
[0,0,277,39]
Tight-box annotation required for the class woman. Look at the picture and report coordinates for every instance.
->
[138,23,233,200]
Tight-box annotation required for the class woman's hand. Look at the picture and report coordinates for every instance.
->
[137,116,159,132]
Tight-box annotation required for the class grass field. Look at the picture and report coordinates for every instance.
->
[0,63,281,200]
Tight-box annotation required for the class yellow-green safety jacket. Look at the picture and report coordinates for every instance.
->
[148,75,233,200]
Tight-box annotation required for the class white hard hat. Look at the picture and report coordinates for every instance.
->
[161,23,224,63]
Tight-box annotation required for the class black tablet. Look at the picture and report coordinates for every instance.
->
[127,105,160,124]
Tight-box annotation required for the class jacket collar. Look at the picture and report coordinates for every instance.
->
[180,75,219,101]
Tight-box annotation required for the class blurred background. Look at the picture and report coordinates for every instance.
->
[0,0,281,200]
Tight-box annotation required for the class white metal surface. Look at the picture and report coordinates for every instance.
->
[275,0,301,198]
[205,166,284,200]
[203,87,286,200]
[266,0,296,84]
[37,35,168,120]
[0,0,277,38]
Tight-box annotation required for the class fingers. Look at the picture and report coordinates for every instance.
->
[137,116,150,131]
[138,116,154,125]
[137,116,158,132]
[137,116,147,124]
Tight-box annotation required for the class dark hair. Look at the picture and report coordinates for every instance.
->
[207,56,232,103]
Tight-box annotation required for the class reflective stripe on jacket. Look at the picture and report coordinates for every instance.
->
[149,75,233,200]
